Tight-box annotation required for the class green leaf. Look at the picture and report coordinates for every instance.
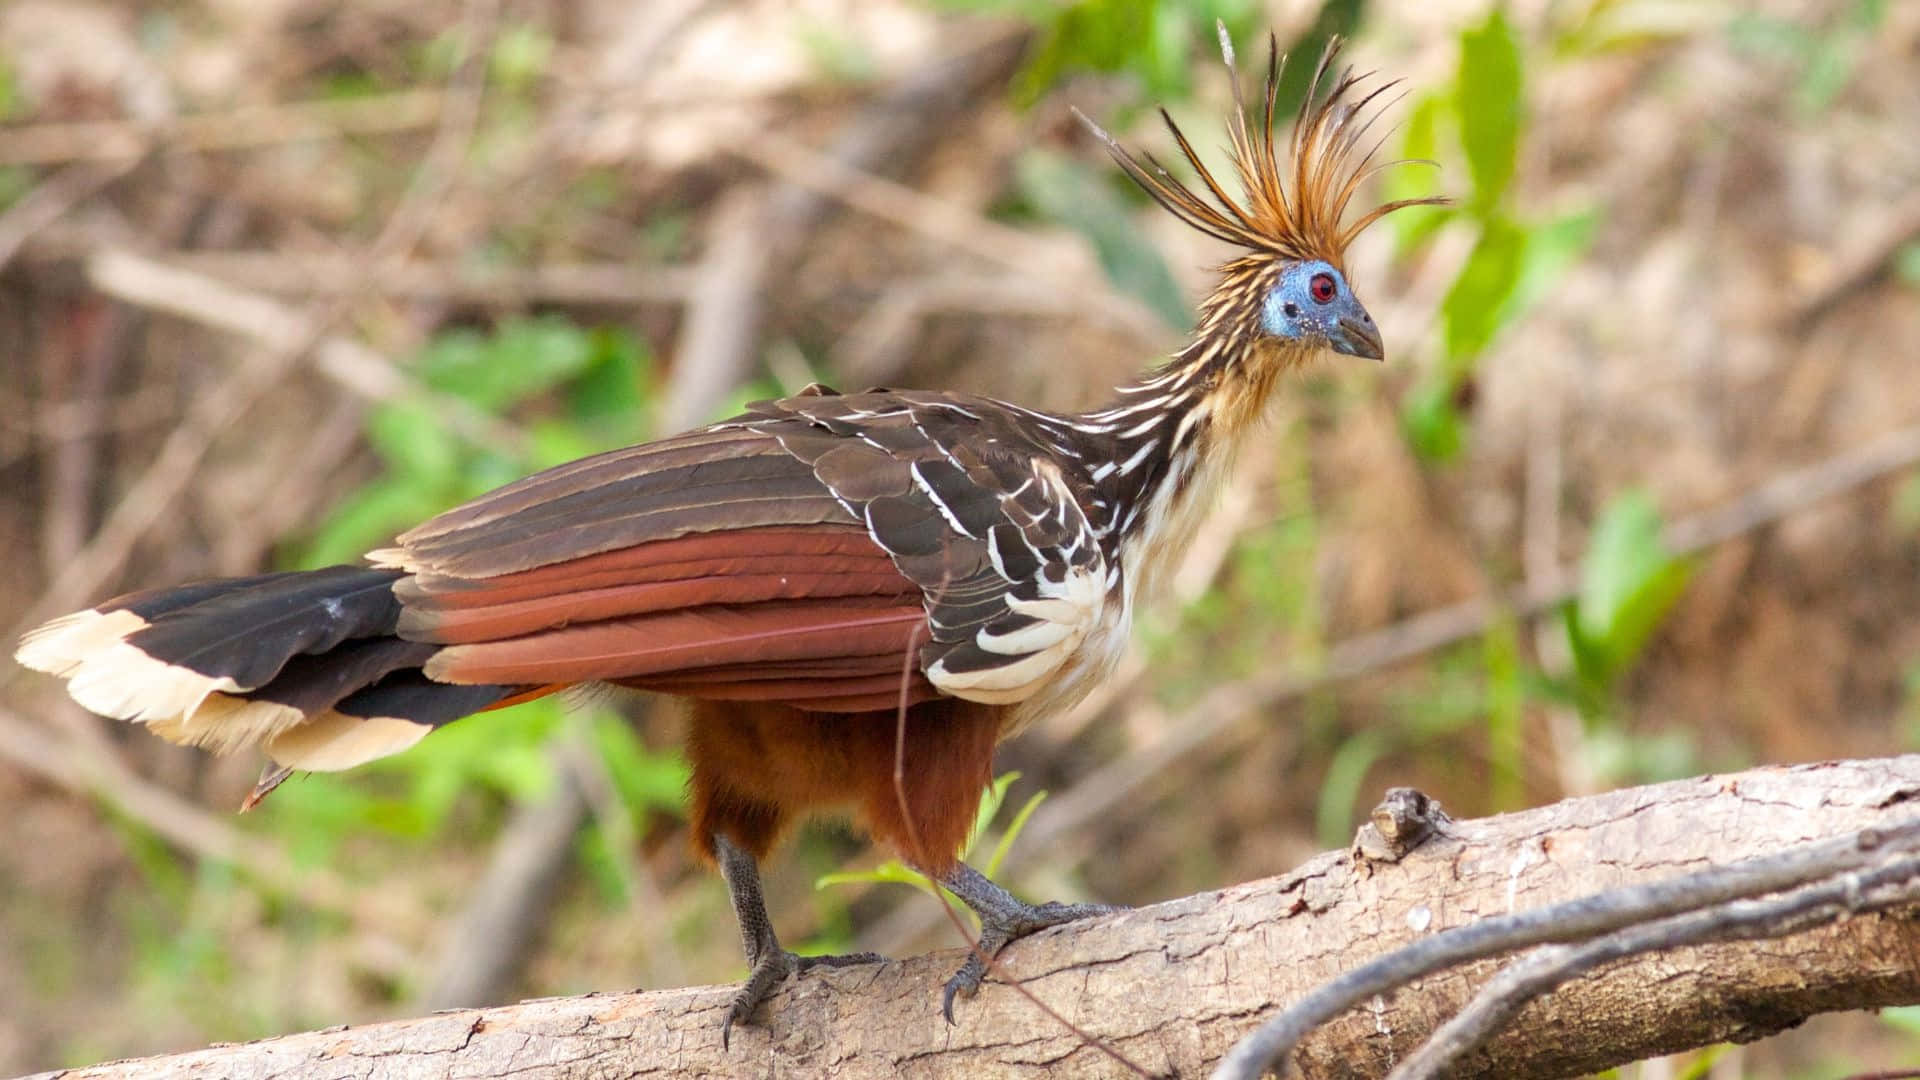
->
[1457,9,1523,211]
[0,56,19,124]
[417,316,594,410]
[490,23,553,97]
[1385,93,1452,254]
[1569,490,1694,694]
[1603,557,1691,677]
[1010,0,1158,107]
[1400,372,1467,463]
[815,862,941,900]
[816,772,1035,899]
[1016,149,1190,329]
[590,710,690,821]
[566,328,655,429]
[1267,0,1367,121]
[1316,730,1390,849]
[1441,215,1528,363]
[383,696,566,829]
[1483,614,1525,811]
[1576,490,1668,644]
[1553,0,1713,58]
[961,771,1021,860]
[1895,243,1920,287]
[984,790,1048,879]
[292,479,428,568]
[575,824,630,906]
[1499,208,1598,332]
[367,400,461,480]
[796,21,879,84]
[1560,602,1611,712]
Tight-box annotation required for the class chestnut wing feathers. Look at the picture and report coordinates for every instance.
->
[383,386,1108,709]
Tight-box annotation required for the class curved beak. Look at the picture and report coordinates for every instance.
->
[1331,314,1385,362]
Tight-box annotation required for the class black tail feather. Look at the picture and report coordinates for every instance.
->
[127,567,407,690]
[18,565,513,777]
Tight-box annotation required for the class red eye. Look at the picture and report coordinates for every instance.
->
[1309,272,1337,304]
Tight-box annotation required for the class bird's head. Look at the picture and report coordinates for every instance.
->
[1078,29,1441,370]
[1261,258,1382,360]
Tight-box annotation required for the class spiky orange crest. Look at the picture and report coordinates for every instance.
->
[1077,28,1442,271]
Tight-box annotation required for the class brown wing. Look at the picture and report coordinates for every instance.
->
[367,416,926,712]
[378,385,1110,715]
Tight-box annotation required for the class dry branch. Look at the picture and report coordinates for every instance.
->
[0,91,447,167]
[33,756,1920,1080]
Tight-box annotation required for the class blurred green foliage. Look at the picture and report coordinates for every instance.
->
[1549,491,1701,786]
[1400,8,1598,462]
[0,56,26,211]
[1727,0,1886,116]
[796,20,883,84]
[296,318,654,567]
[1896,244,1920,288]
[1457,13,1522,214]
[1561,491,1694,725]
[922,0,1260,106]
[1015,149,1192,329]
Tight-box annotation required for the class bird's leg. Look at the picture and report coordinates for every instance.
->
[714,835,884,1046]
[932,861,1125,1022]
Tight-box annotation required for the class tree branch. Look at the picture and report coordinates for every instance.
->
[32,756,1920,1080]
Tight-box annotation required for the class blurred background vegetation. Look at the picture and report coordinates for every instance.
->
[1,0,1918,1074]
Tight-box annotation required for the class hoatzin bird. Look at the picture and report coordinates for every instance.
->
[16,35,1435,1034]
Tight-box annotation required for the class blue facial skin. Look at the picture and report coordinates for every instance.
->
[1259,260,1386,360]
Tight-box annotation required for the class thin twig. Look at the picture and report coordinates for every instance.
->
[1209,817,1920,1080]
[1790,189,1920,330]
[734,128,1171,344]
[0,162,131,271]
[0,90,446,166]
[85,249,527,452]
[1385,858,1920,1080]
[136,251,697,305]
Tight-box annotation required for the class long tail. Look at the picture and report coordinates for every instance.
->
[15,567,515,789]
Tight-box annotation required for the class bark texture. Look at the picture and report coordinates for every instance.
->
[30,756,1920,1080]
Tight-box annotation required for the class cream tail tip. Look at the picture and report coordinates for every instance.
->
[266,711,432,772]
[15,608,146,676]
[63,640,243,725]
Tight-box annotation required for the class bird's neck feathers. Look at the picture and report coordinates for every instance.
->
[1073,306,1312,606]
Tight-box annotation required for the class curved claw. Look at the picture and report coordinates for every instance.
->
[941,945,993,1024]
[932,884,1128,1024]
[722,949,887,1048]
